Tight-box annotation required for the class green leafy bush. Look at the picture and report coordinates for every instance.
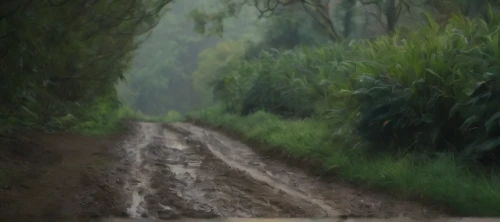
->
[211,9,500,163]
[213,45,352,118]
[341,11,500,163]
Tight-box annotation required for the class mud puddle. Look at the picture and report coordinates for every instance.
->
[118,122,444,219]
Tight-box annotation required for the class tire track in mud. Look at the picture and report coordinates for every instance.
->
[170,125,339,217]
[119,122,444,219]
[122,122,158,217]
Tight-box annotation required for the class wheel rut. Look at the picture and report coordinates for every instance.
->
[119,122,444,219]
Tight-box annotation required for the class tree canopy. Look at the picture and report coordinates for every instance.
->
[190,0,500,41]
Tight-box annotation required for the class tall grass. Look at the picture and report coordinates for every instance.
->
[72,106,185,136]
[0,98,185,137]
[212,10,500,163]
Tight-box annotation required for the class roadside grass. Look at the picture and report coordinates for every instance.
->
[116,107,185,123]
[188,106,500,216]
[72,107,185,136]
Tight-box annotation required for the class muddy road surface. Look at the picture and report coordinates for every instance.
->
[0,122,444,220]
[118,122,443,219]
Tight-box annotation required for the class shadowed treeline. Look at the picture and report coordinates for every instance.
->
[0,0,172,134]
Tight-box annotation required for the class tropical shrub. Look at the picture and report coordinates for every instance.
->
[340,11,500,164]
[211,9,500,164]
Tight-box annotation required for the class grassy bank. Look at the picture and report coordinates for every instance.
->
[72,107,185,136]
[188,106,500,216]
[0,104,185,137]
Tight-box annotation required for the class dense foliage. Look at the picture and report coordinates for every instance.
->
[187,4,500,215]
[209,9,500,164]
[0,0,171,134]
[344,13,500,163]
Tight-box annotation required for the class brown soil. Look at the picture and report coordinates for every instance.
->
[0,122,447,220]
[165,123,446,219]
[0,131,129,220]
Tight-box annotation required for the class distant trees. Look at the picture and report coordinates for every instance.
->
[190,0,425,41]
[191,0,500,42]
[190,0,343,41]
[431,0,500,18]
[116,1,225,116]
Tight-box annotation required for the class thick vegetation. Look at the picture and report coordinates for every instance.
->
[0,0,172,135]
[188,2,500,216]
[206,9,500,164]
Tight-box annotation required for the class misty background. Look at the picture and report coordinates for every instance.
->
[116,0,443,116]
[115,0,261,116]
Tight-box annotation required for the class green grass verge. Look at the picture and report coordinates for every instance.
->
[188,106,500,217]
[71,107,185,136]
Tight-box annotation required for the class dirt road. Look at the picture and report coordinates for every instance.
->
[0,122,445,220]
[118,122,444,219]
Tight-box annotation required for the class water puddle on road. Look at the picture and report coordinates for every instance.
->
[168,164,197,178]
[169,123,340,217]
[163,129,188,150]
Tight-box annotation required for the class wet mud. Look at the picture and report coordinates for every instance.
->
[0,121,445,220]
[118,122,445,219]
[0,131,127,220]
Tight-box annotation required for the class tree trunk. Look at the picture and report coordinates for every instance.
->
[385,0,397,33]
[301,0,342,41]
[343,0,356,37]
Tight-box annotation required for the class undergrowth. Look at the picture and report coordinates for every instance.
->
[0,101,185,137]
[211,11,500,163]
[0,1,171,137]
[71,106,185,136]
